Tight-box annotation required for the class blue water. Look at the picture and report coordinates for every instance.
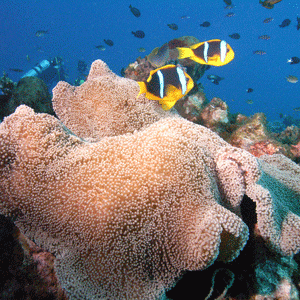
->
[1,0,300,121]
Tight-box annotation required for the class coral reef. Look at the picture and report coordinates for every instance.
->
[276,125,300,145]
[0,73,56,122]
[6,76,53,117]
[1,59,300,299]
[199,97,229,132]
[174,90,208,123]
[123,56,156,82]
[291,141,300,160]
[0,72,16,121]
[0,215,67,299]
[227,113,290,158]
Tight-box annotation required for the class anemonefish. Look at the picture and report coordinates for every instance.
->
[177,39,235,67]
[137,65,194,110]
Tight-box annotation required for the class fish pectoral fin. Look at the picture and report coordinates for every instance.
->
[158,85,183,110]
[177,47,194,60]
[137,81,147,98]
[159,99,177,110]
[210,55,219,61]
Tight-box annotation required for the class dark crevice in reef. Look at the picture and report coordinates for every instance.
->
[166,195,258,300]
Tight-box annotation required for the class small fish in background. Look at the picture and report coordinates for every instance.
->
[223,0,232,5]
[259,0,282,9]
[246,88,254,93]
[293,107,300,112]
[200,21,210,27]
[286,75,298,83]
[138,47,146,53]
[177,39,235,67]
[253,50,266,55]
[259,35,271,40]
[287,57,300,64]
[207,74,224,85]
[225,5,236,9]
[246,99,254,104]
[181,15,190,19]
[296,17,300,30]
[167,23,178,30]
[263,17,274,23]
[229,33,240,39]
[35,46,44,53]
[129,5,140,17]
[35,30,48,37]
[26,54,30,61]
[132,30,145,38]
[279,19,291,28]
[137,65,194,111]
[95,45,106,51]
[104,39,114,46]
[120,67,125,77]
[9,68,23,72]
[225,12,235,17]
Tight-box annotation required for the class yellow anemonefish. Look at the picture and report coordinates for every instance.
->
[137,65,194,110]
[177,39,235,67]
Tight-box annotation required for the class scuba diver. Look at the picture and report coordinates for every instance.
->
[22,56,66,88]
[74,60,88,86]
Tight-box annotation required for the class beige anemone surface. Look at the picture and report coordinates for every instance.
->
[1,59,300,299]
[0,106,249,299]
[52,59,172,141]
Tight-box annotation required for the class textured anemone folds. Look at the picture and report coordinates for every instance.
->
[1,59,300,299]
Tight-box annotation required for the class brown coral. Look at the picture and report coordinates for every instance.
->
[228,113,288,158]
[291,141,300,158]
[124,56,156,82]
[0,215,67,299]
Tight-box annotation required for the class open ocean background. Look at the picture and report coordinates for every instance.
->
[1,0,300,121]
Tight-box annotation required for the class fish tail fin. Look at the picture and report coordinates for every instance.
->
[137,81,147,98]
[177,47,194,60]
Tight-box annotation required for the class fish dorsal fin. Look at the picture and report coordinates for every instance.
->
[147,64,174,81]
[206,39,222,43]
[190,41,204,50]
[157,64,176,70]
